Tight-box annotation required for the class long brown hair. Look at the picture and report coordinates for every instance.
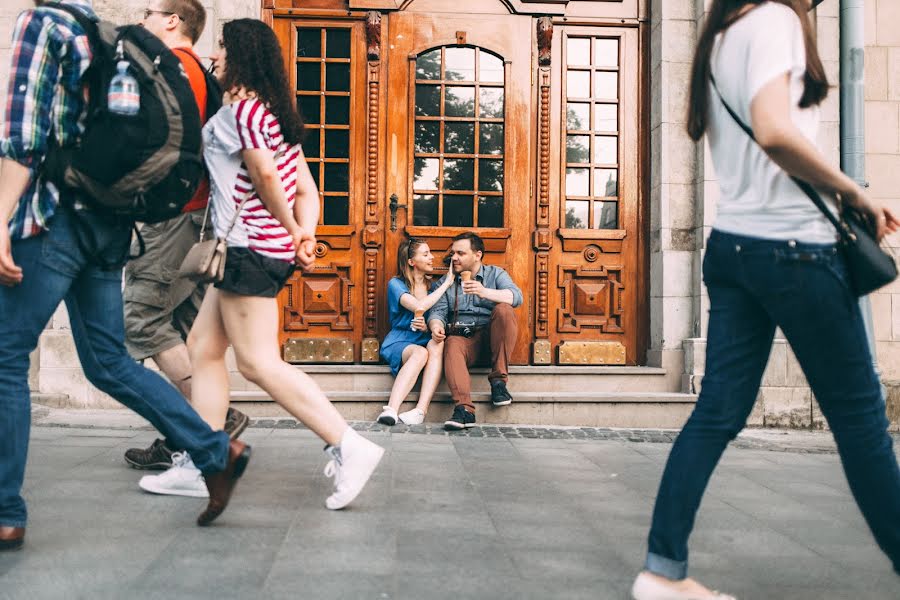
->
[396,238,429,292]
[221,19,305,145]
[687,0,829,141]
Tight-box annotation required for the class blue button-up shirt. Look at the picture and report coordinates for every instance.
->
[429,264,523,328]
[1,0,95,239]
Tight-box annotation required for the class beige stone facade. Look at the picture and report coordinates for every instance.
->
[1,0,898,428]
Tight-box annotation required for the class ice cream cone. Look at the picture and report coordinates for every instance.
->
[460,271,472,282]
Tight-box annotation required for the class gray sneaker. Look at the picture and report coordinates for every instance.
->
[124,438,174,470]
[224,407,250,440]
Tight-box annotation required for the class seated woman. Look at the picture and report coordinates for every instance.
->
[377,238,453,425]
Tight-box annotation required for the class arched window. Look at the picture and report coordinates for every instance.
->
[411,46,506,228]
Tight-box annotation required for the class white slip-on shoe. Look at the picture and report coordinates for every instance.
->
[398,408,425,425]
[376,406,398,426]
[139,451,209,498]
[631,572,736,600]
[323,428,385,510]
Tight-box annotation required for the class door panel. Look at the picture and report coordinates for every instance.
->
[382,12,533,365]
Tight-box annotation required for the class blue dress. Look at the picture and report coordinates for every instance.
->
[380,277,436,376]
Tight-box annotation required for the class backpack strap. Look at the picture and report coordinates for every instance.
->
[173,47,223,119]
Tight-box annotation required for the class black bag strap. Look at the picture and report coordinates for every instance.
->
[708,74,849,239]
[172,47,223,118]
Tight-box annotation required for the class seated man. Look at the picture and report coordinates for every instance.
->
[428,232,523,430]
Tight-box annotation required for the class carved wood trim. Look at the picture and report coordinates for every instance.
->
[363,11,383,338]
[536,251,550,337]
[534,17,553,343]
[365,249,378,336]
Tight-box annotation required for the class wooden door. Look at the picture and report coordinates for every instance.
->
[536,24,645,366]
[381,11,534,365]
[273,17,369,362]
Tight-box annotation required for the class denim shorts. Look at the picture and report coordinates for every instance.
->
[214,247,296,298]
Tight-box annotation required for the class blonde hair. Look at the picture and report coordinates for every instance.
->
[396,238,428,291]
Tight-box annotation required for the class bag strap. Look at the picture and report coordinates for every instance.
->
[200,195,250,243]
[708,74,848,239]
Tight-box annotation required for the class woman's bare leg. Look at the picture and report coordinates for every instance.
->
[386,345,428,411]
[414,339,444,414]
[186,288,231,431]
[217,290,346,445]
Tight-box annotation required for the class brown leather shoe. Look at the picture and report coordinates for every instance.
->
[197,440,251,526]
[0,526,24,551]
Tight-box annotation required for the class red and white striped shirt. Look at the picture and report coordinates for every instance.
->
[203,98,303,262]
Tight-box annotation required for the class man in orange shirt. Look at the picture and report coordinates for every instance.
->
[123,0,249,481]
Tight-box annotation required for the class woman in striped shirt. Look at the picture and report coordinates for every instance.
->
[184,19,384,510]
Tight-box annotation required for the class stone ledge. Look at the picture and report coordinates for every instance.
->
[230,390,698,404]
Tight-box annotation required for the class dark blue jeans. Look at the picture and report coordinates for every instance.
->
[0,206,229,528]
[646,230,900,579]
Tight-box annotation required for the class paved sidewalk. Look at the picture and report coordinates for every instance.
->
[1,416,898,599]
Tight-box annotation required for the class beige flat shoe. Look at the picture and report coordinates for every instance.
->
[631,572,737,600]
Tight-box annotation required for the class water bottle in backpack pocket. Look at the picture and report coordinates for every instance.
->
[107,41,140,116]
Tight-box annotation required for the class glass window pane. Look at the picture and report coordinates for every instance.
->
[445,122,475,154]
[415,85,441,116]
[478,159,503,192]
[323,163,349,192]
[478,195,504,227]
[594,136,617,165]
[298,95,320,124]
[323,195,349,225]
[594,104,617,132]
[594,169,618,197]
[479,51,504,83]
[566,103,590,131]
[565,201,589,229]
[325,29,351,59]
[296,28,320,58]
[415,121,439,154]
[594,38,619,67]
[413,194,439,226]
[446,87,475,117]
[566,135,590,164]
[479,123,504,155]
[443,158,474,190]
[308,162,320,188]
[416,49,441,80]
[325,63,350,92]
[297,63,320,91]
[594,201,618,229]
[595,71,618,99]
[567,70,590,98]
[445,47,475,81]
[302,129,320,159]
[324,129,349,158]
[325,96,350,125]
[566,38,590,66]
[565,168,589,196]
[478,87,504,118]
[414,158,440,191]
[443,195,474,227]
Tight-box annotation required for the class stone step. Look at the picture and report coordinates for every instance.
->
[229,364,678,395]
[230,390,697,429]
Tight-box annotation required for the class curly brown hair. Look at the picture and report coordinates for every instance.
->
[221,19,305,145]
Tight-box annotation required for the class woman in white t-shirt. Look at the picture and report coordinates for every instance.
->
[632,2,900,599]
[178,19,382,511]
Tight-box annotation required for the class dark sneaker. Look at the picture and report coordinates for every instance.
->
[490,380,513,406]
[444,405,476,431]
[224,407,250,440]
[124,438,174,470]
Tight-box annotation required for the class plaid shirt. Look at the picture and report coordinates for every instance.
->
[1,0,95,240]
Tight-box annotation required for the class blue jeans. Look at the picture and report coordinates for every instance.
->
[646,230,900,578]
[0,206,229,528]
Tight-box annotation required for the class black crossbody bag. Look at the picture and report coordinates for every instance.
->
[710,76,897,296]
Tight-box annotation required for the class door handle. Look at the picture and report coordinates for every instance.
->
[389,193,407,232]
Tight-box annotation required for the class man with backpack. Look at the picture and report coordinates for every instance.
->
[122,0,250,479]
[0,0,251,552]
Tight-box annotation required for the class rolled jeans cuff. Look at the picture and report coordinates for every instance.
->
[645,551,687,581]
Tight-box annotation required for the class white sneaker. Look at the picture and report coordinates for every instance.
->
[398,408,425,425]
[631,572,737,600]
[138,451,209,498]
[376,406,398,426]
[323,428,385,510]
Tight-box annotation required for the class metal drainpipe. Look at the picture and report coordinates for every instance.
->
[839,0,880,374]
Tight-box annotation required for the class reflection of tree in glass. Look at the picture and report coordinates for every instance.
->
[565,206,585,229]
[416,50,441,80]
[566,136,590,164]
[413,122,439,183]
[480,123,504,155]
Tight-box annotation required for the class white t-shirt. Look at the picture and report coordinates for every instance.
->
[708,2,837,244]
[203,98,303,262]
